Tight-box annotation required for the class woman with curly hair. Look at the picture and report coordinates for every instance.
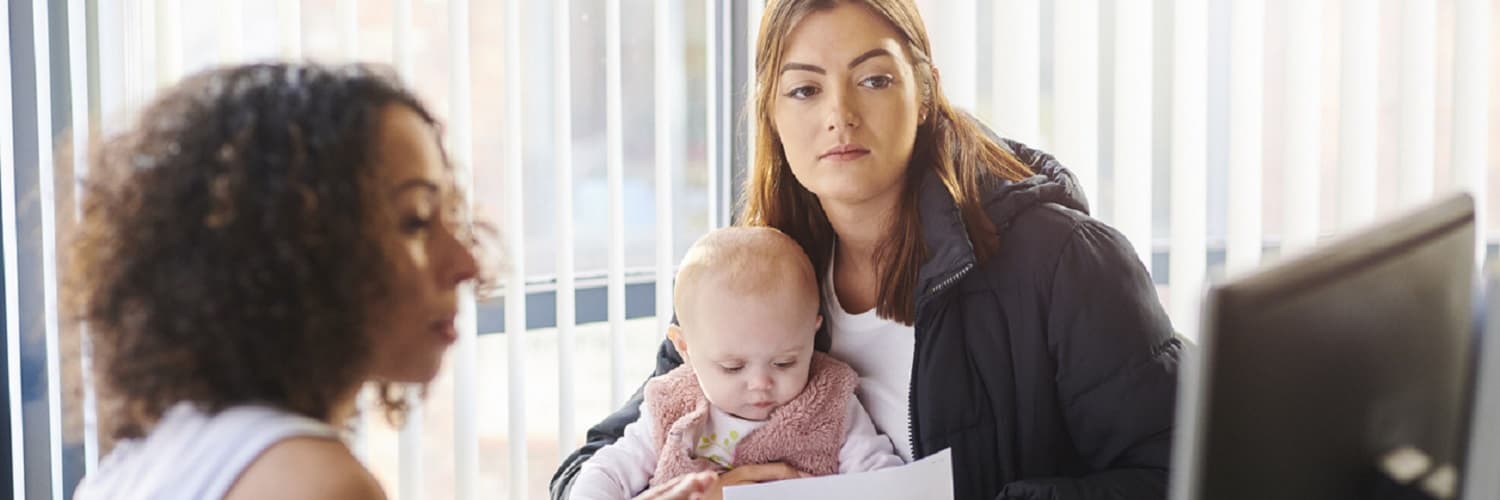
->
[66,63,492,499]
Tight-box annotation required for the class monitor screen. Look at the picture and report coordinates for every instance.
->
[1171,194,1478,500]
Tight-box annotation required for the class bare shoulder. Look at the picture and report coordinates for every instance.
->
[224,436,386,500]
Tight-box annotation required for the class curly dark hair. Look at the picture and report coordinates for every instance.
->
[68,63,466,440]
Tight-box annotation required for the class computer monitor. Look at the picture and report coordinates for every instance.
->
[1463,265,1500,498]
[1170,193,1479,500]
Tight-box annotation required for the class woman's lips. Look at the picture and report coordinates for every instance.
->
[820,144,870,162]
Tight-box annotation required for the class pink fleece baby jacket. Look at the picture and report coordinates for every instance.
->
[644,351,860,488]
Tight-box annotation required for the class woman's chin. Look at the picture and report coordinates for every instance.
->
[372,357,446,385]
[801,174,904,208]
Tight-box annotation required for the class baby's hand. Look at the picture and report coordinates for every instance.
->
[701,463,809,500]
[633,471,715,500]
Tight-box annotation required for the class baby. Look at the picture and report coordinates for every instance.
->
[570,227,903,499]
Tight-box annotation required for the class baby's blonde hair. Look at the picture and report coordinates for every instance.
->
[673,227,819,332]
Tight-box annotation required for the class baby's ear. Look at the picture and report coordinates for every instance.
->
[667,324,689,362]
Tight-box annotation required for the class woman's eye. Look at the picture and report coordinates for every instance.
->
[401,216,433,234]
[785,85,819,99]
[861,75,893,89]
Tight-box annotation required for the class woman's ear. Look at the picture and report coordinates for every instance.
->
[922,65,942,123]
[667,324,690,362]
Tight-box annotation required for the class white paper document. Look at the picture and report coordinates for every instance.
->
[722,448,953,500]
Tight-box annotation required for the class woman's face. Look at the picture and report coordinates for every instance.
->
[364,104,479,384]
[771,2,923,210]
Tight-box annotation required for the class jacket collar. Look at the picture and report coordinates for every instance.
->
[913,122,1089,305]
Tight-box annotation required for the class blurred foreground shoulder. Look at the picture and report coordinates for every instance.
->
[224,436,387,500]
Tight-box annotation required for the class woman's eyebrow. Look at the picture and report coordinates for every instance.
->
[847,47,891,68]
[778,47,894,76]
[390,178,440,198]
[780,62,825,75]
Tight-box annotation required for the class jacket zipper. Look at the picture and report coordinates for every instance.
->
[908,262,975,459]
[929,263,974,296]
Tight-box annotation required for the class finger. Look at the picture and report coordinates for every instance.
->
[683,471,715,489]
[649,472,714,499]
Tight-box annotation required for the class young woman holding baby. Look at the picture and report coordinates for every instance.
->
[555,1,1181,500]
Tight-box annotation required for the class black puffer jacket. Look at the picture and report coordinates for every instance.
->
[551,139,1183,500]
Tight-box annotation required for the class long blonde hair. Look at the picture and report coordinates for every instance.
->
[738,0,1034,324]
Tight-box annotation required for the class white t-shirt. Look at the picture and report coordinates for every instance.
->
[74,402,341,500]
[570,395,901,500]
[824,254,917,463]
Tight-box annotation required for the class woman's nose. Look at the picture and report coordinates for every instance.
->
[438,226,479,287]
[824,89,859,132]
[448,246,479,287]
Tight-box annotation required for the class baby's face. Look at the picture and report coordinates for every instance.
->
[678,288,819,421]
